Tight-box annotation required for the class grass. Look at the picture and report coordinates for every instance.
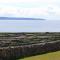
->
[18,51,60,60]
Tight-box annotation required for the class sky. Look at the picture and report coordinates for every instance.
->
[0,0,60,20]
[0,0,60,32]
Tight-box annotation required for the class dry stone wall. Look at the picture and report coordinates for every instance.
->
[0,32,60,60]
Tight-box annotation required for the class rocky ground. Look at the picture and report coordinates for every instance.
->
[0,32,60,47]
[0,32,60,60]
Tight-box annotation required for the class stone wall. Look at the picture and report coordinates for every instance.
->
[0,41,60,60]
[0,32,60,60]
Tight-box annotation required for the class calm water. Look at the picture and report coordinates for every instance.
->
[0,20,60,32]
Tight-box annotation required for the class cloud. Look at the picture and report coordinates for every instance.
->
[0,0,54,3]
[0,0,49,17]
[0,7,48,17]
[47,0,60,20]
[0,0,60,20]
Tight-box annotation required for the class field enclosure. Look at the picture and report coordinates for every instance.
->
[0,32,60,60]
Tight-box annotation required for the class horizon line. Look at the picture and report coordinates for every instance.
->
[0,17,45,20]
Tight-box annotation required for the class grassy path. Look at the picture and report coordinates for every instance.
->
[18,51,60,60]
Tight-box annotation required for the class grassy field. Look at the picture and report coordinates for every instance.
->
[18,51,60,60]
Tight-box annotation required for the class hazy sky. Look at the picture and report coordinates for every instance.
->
[0,0,60,32]
[0,0,60,20]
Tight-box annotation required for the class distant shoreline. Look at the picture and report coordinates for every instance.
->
[0,17,45,20]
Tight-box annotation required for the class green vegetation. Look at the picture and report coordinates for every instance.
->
[19,51,60,60]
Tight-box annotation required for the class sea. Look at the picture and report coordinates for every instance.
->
[0,17,60,32]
